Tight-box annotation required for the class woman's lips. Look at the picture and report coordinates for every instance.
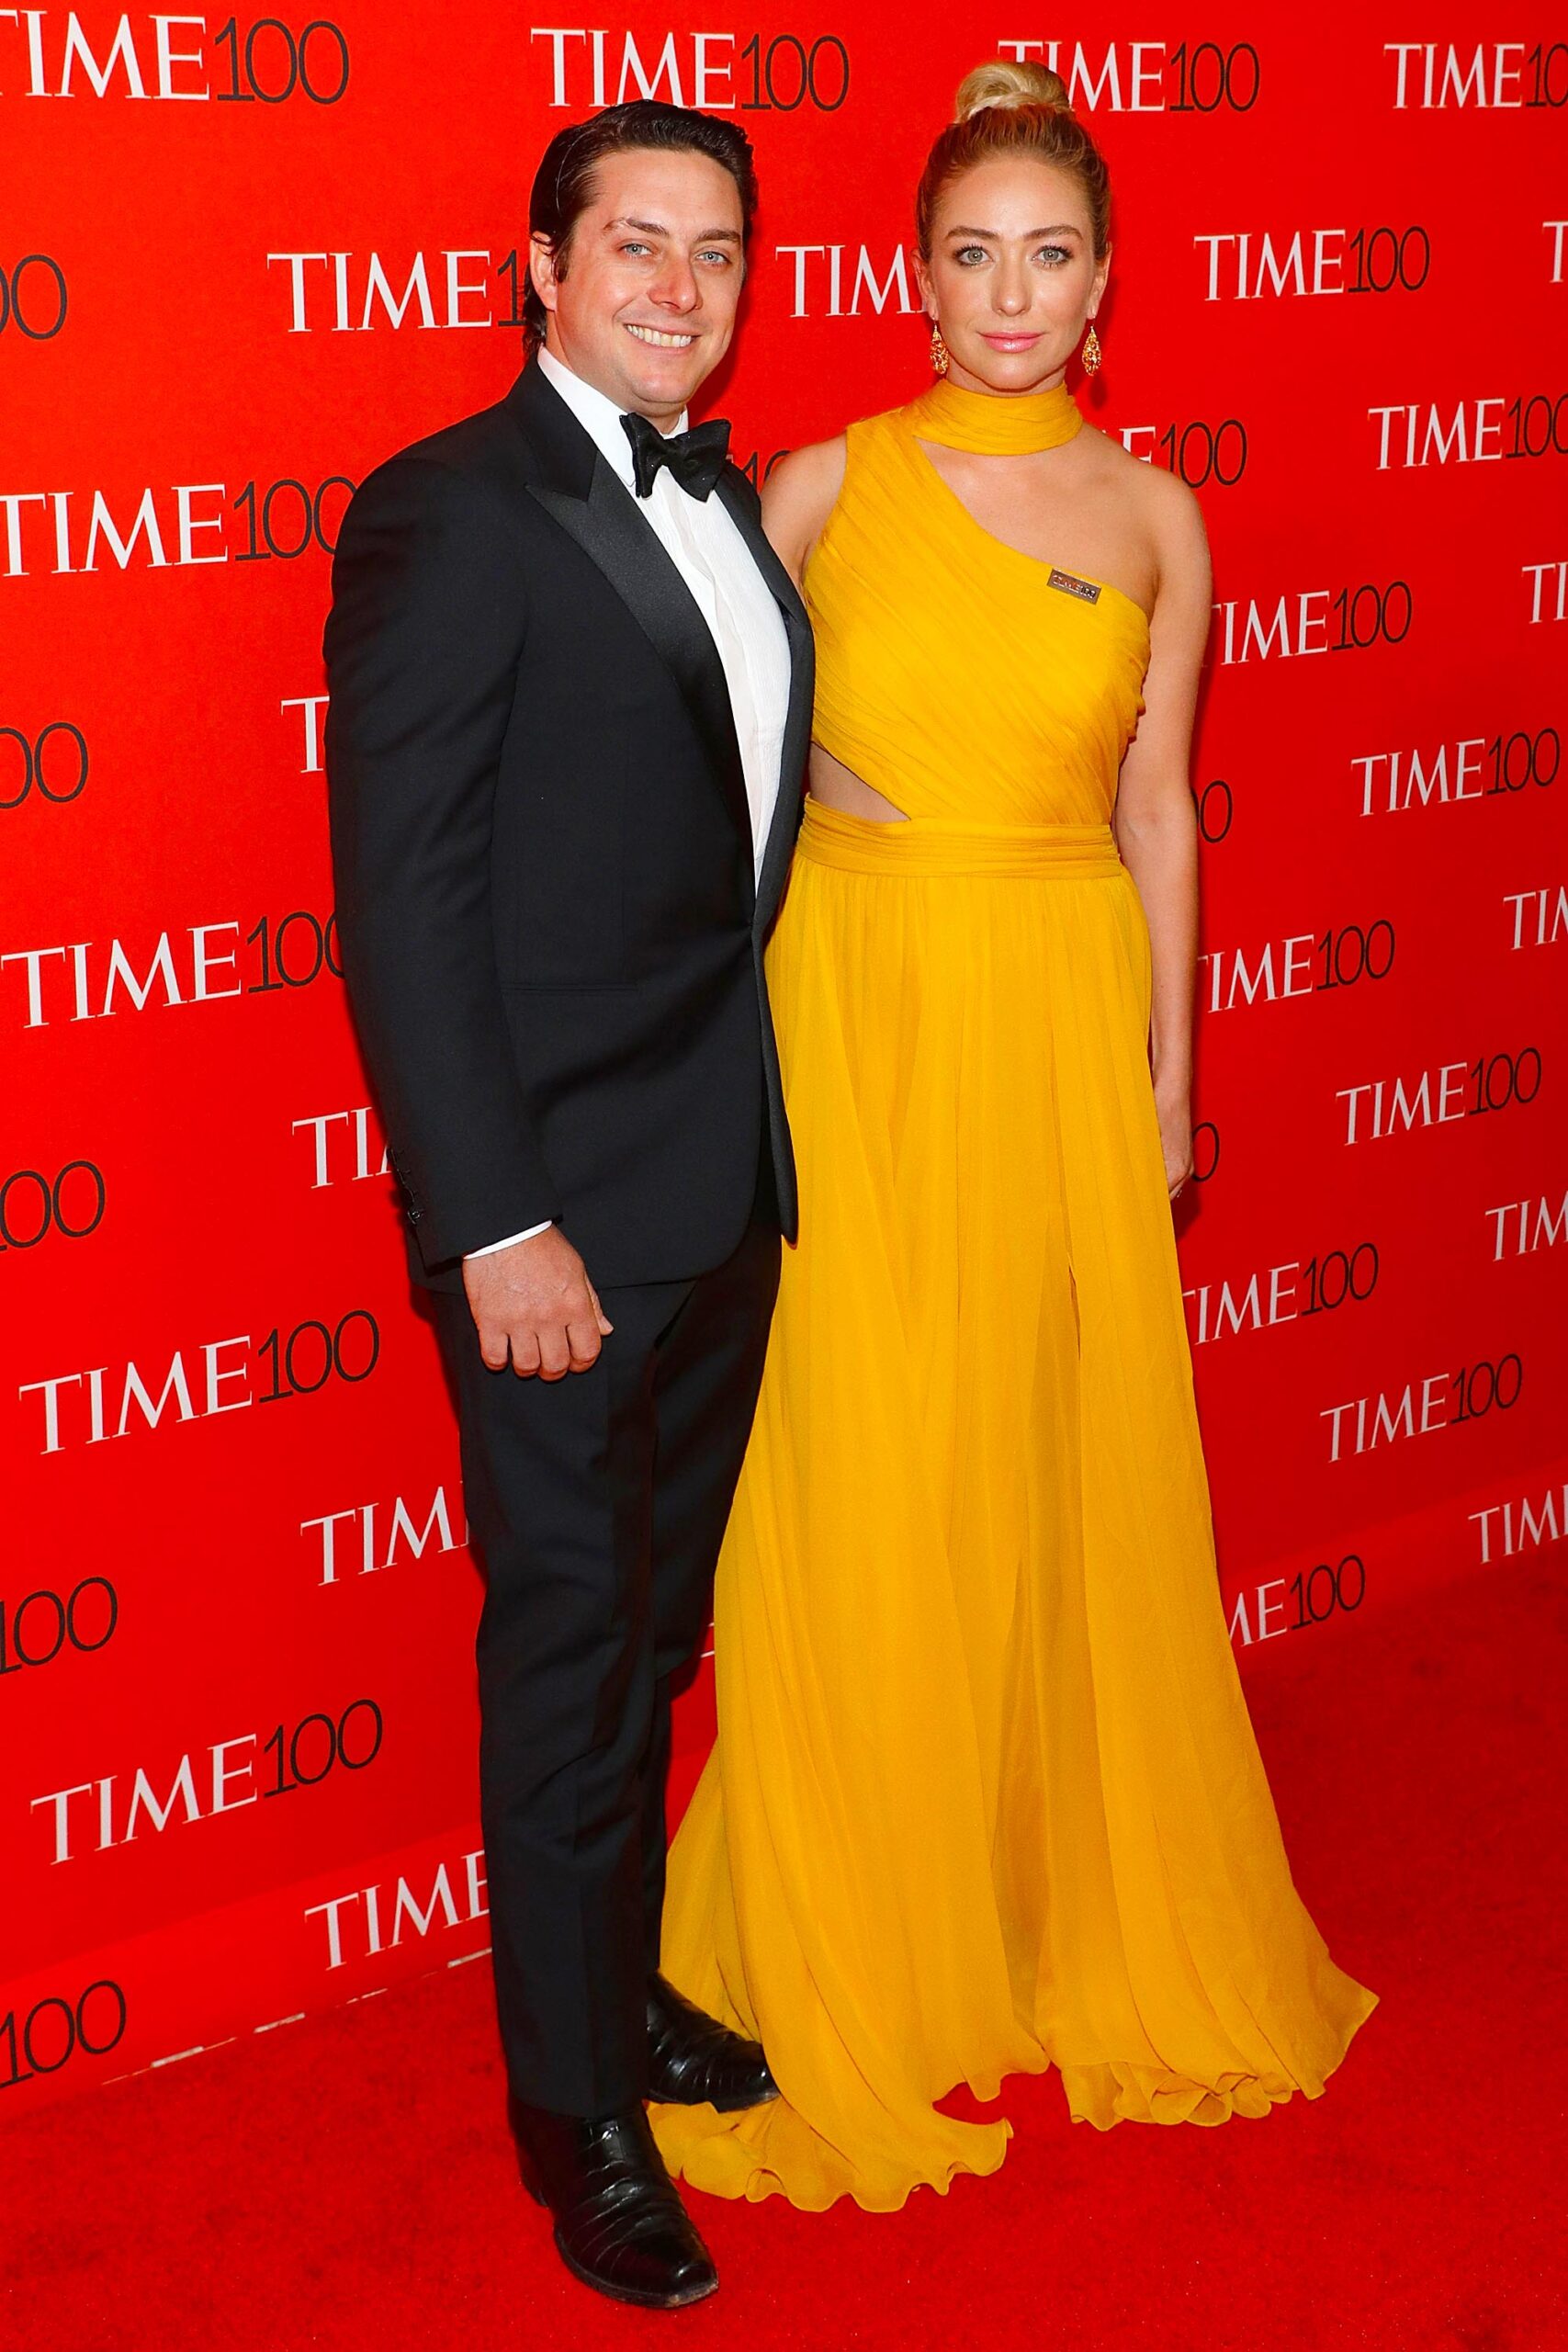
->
[980,332,1042,350]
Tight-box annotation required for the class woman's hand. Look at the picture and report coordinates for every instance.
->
[1156,1087,1194,1202]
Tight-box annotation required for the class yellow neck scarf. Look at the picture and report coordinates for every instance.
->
[906,377,1084,454]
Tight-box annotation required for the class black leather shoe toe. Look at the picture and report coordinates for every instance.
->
[647,1972,780,2113]
[510,2095,717,2311]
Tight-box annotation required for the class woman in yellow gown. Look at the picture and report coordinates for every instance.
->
[654,61,1375,2212]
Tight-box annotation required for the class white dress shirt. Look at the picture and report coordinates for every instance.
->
[468,345,792,1261]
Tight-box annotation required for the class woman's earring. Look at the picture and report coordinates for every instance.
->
[1081,322,1102,376]
[930,322,950,377]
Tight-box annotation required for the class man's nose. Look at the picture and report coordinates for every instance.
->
[651,255,701,313]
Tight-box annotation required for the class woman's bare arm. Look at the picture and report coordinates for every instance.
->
[1111,472,1213,1195]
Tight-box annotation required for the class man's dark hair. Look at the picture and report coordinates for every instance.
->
[525,101,759,349]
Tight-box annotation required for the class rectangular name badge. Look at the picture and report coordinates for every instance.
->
[1047,567,1101,605]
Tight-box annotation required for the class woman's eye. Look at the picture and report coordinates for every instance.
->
[1035,245,1070,266]
[954,245,988,266]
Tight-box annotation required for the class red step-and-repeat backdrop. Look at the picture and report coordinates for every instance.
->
[4,6,1565,2110]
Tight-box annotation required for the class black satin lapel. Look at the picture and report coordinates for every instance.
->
[527,459,751,852]
[506,361,596,497]
[757,605,812,933]
[713,469,810,631]
[715,473,816,933]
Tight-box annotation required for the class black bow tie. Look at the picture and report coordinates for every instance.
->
[621,410,731,503]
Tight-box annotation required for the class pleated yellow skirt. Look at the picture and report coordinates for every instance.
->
[654,803,1375,2212]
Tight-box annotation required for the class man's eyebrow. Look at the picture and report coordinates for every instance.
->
[604,216,741,244]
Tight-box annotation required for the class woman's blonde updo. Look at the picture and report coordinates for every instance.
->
[955,59,1069,118]
[916,59,1111,261]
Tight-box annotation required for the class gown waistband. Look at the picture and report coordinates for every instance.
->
[798,799,1124,879]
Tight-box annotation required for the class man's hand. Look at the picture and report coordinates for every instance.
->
[463,1227,614,1379]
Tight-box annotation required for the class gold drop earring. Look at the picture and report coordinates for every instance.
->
[930,321,950,377]
[1081,322,1102,376]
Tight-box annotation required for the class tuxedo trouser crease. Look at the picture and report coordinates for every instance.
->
[434,1207,779,2117]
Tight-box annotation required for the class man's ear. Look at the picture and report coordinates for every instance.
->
[528,231,559,312]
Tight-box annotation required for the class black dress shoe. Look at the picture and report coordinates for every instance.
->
[647,1972,781,2113]
[510,2095,717,2311]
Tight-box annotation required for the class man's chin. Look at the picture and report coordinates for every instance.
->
[619,333,707,396]
[626,371,709,419]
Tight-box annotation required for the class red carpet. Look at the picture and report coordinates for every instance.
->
[6,1561,1563,2352]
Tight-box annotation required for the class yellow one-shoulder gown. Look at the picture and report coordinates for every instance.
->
[653,383,1375,2211]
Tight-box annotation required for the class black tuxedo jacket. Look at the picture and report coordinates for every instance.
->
[323,361,813,1291]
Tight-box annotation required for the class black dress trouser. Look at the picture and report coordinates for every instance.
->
[433,1194,780,2117]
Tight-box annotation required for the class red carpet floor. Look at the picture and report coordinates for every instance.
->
[5,1560,1564,2352]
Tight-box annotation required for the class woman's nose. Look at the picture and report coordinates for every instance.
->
[992,263,1030,316]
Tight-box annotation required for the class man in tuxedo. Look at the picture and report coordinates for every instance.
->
[323,101,811,2310]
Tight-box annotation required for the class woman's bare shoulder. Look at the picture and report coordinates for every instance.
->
[1095,429,1208,546]
[1085,427,1210,602]
[761,435,849,578]
[763,435,849,521]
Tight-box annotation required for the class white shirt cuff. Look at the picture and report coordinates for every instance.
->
[464,1222,553,1259]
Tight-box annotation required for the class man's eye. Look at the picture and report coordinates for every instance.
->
[621,242,653,257]
[697,248,733,266]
